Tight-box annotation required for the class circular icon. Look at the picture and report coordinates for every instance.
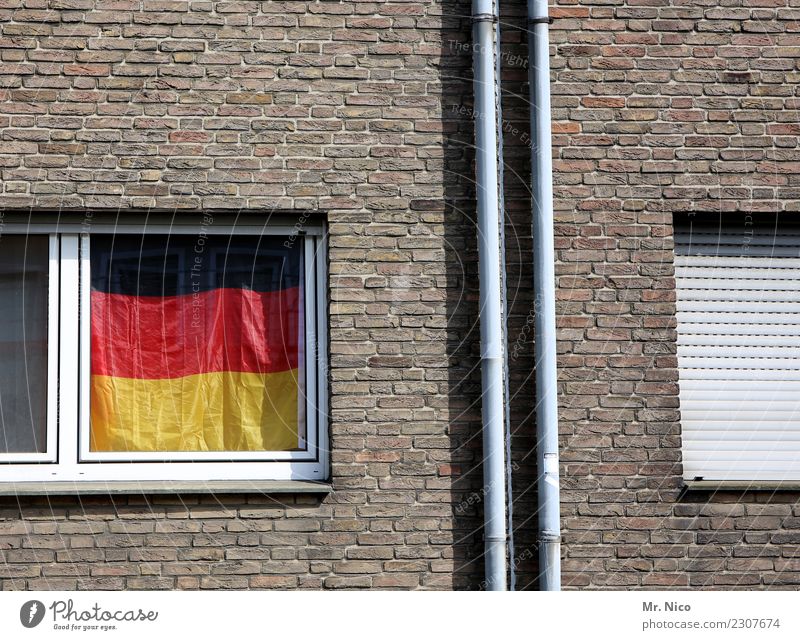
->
[20,600,45,628]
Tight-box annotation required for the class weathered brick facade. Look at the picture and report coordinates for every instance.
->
[0,0,490,591]
[548,0,800,588]
[0,0,799,590]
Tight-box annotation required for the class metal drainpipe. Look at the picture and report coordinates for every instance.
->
[472,0,508,591]
[493,0,516,593]
[527,0,562,591]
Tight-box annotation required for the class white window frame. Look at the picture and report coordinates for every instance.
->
[0,221,329,483]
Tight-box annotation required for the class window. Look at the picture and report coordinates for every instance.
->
[0,217,328,484]
[674,218,800,481]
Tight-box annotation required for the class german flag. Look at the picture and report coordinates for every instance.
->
[89,234,303,453]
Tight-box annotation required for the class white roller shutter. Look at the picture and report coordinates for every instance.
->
[674,223,800,481]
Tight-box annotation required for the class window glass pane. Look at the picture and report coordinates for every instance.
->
[0,235,49,454]
[89,234,305,453]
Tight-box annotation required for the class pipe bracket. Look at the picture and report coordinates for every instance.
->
[472,13,498,23]
[485,535,508,543]
[538,533,562,544]
[528,17,554,25]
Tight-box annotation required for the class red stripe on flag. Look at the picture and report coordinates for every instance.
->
[91,287,301,379]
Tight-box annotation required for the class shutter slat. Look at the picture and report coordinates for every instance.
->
[675,266,800,280]
[675,223,800,481]
[675,256,800,268]
[680,379,800,392]
[678,356,800,370]
[678,278,800,291]
[677,311,800,324]
[678,300,800,313]
[679,369,800,381]
[682,394,800,404]
[681,450,800,461]
[682,411,800,421]
[678,323,800,337]
[674,231,800,243]
[681,379,800,388]
[685,432,800,442]
[681,345,800,359]
[682,469,800,479]
[679,334,800,348]
[675,245,800,258]
[682,453,800,462]
[677,288,800,302]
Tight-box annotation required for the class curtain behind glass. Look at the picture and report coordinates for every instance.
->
[0,235,49,453]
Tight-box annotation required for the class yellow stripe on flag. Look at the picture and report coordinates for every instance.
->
[90,369,300,452]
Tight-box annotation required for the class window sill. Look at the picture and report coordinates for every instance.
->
[683,480,800,492]
[0,480,332,496]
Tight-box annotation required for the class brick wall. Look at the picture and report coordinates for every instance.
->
[2,0,800,591]
[547,0,800,588]
[0,0,491,590]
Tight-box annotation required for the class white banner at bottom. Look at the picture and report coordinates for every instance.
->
[1,591,798,640]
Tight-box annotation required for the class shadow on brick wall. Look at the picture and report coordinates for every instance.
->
[436,1,540,590]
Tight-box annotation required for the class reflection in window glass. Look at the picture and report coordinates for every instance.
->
[0,236,49,453]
